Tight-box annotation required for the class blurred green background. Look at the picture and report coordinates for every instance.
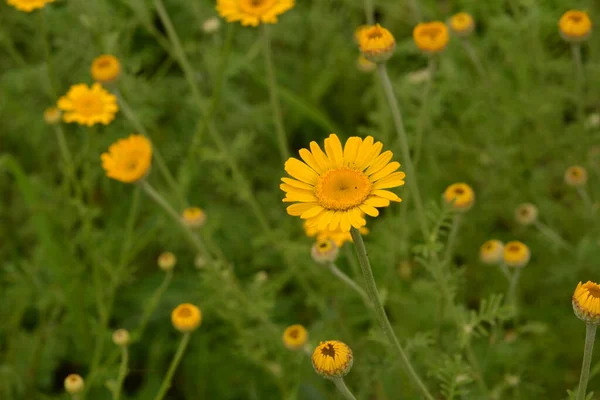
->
[2,0,600,399]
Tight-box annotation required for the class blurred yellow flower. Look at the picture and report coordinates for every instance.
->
[7,0,54,12]
[43,107,62,125]
[57,83,118,127]
[449,12,475,37]
[281,133,405,232]
[312,340,353,378]
[171,303,202,333]
[479,240,504,265]
[182,207,207,228]
[565,165,588,187]
[515,203,538,225]
[357,24,396,63]
[443,183,475,211]
[303,220,368,247]
[216,0,294,27]
[573,281,600,324]
[559,10,592,42]
[311,238,339,264]
[158,252,177,271]
[101,134,152,184]
[112,329,130,347]
[503,241,530,268]
[64,374,84,394]
[91,55,121,83]
[282,324,308,350]
[413,22,449,53]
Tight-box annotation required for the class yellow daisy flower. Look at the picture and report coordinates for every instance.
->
[281,133,405,232]
[282,324,308,350]
[479,240,504,265]
[57,83,118,127]
[448,12,475,37]
[171,303,202,333]
[559,10,592,42]
[413,21,450,53]
[515,203,538,225]
[312,340,353,378]
[64,374,84,394]
[443,183,475,212]
[216,0,294,27]
[357,24,396,63]
[565,165,588,187]
[101,134,152,184]
[311,238,339,264]
[91,54,121,83]
[573,281,600,324]
[182,207,207,228]
[7,0,54,12]
[503,241,530,268]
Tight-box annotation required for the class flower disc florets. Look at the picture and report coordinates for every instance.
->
[312,340,353,379]
[357,24,396,63]
[573,281,600,324]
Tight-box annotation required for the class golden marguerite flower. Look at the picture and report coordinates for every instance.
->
[449,12,475,37]
[112,329,130,347]
[311,238,339,264]
[43,107,62,125]
[158,252,177,271]
[312,340,353,378]
[304,220,368,247]
[7,0,54,12]
[573,281,600,324]
[282,324,308,350]
[413,21,450,53]
[216,0,294,27]
[64,374,84,394]
[171,303,202,333]
[443,183,475,211]
[565,165,588,187]
[182,207,207,228]
[281,133,405,232]
[480,240,504,265]
[357,24,396,63]
[503,241,530,268]
[515,203,538,225]
[57,83,118,126]
[559,10,592,42]
[101,134,152,184]
[91,55,121,83]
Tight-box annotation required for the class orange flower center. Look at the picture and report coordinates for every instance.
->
[507,244,520,253]
[97,59,112,69]
[320,343,337,358]
[419,26,442,40]
[177,307,192,318]
[74,94,104,117]
[569,14,583,23]
[288,329,299,339]
[315,168,372,211]
[586,284,600,298]
[239,0,276,14]
[367,28,383,39]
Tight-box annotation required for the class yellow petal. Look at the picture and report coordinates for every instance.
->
[349,208,366,229]
[324,134,344,168]
[365,151,394,175]
[281,177,314,191]
[340,212,352,232]
[364,197,391,208]
[357,141,384,170]
[359,204,379,217]
[353,136,374,168]
[317,211,335,230]
[373,172,406,190]
[285,158,319,184]
[281,190,318,203]
[299,148,323,174]
[301,205,324,219]
[310,141,332,171]
[287,203,319,216]
[343,137,362,166]
[373,189,402,202]
[370,162,400,182]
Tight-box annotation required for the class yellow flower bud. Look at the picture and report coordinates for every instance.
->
[573,281,600,324]
[312,340,353,379]
[413,22,449,54]
[282,324,308,350]
[564,165,588,187]
[112,328,130,347]
[171,303,202,333]
[182,207,207,228]
[311,239,339,264]
[443,183,475,212]
[503,241,530,268]
[559,10,592,42]
[514,203,538,225]
[157,252,177,271]
[91,55,121,83]
[449,12,475,37]
[357,24,396,63]
[64,374,85,394]
[479,240,504,265]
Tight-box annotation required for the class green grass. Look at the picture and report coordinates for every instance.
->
[2,0,600,399]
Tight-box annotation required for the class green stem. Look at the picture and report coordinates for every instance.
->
[328,263,370,308]
[576,324,597,400]
[153,332,192,400]
[350,228,434,400]
[443,213,462,265]
[461,39,487,79]
[113,346,129,400]
[262,24,289,162]
[363,0,374,24]
[571,43,585,120]
[576,186,595,216]
[40,9,57,98]
[53,125,83,199]
[498,263,512,281]
[0,27,27,66]
[533,220,573,250]
[332,377,357,400]
[464,341,489,396]
[413,57,436,168]
[133,270,173,342]
[376,63,429,240]
[506,268,522,312]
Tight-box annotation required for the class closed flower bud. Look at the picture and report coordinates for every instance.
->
[449,12,475,37]
[157,252,177,271]
[357,24,396,63]
[559,10,592,42]
[413,21,449,54]
[503,241,530,268]
[514,203,538,225]
[44,107,62,125]
[64,374,85,394]
[282,324,308,350]
[311,239,339,264]
[171,303,202,333]
[112,328,130,347]
[202,16,221,34]
[182,207,206,228]
[479,240,504,265]
[443,183,475,212]
[573,281,600,325]
[91,55,121,83]
[564,166,588,187]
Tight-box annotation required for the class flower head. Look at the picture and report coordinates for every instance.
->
[559,10,592,42]
[57,83,118,126]
[282,324,308,350]
[443,183,475,212]
[503,241,530,268]
[281,133,405,232]
[112,329,130,346]
[449,12,475,37]
[413,22,450,53]
[158,252,177,271]
[91,55,121,83]
[480,240,504,265]
[311,238,339,264]
[564,165,588,187]
[515,203,538,225]
[64,374,84,394]
[356,55,376,73]
[216,0,294,27]
[304,220,368,247]
[182,207,207,228]
[357,24,396,63]
[171,303,202,333]
[43,107,62,125]
[7,0,54,12]
[203,16,221,33]
[573,281,600,324]
[101,134,152,183]
[312,340,353,379]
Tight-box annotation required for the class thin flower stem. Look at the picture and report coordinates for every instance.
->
[461,39,487,79]
[571,43,585,120]
[0,28,27,66]
[262,24,289,162]
[498,263,512,281]
[350,228,434,400]
[464,341,489,396]
[53,125,83,199]
[363,0,374,24]
[576,323,597,400]
[333,377,358,400]
[133,270,173,342]
[113,346,129,400]
[443,213,462,265]
[39,9,57,98]
[328,263,370,308]
[376,63,429,240]
[576,186,595,216]
[413,57,436,169]
[506,268,522,312]
[153,332,192,400]
[533,220,573,250]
